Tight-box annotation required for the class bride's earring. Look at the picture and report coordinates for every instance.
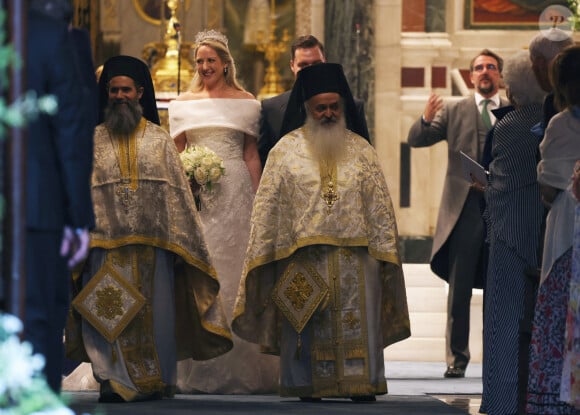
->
[223,66,228,75]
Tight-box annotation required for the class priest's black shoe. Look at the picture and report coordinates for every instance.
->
[444,366,466,378]
[351,395,377,402]
[299,397,321,402]
[98,381,125,403]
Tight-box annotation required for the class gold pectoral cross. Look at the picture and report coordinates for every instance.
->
[322,180,339,208]
[116,179,135,213]
[320,158,339,211]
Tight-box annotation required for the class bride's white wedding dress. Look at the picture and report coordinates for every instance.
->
[168,98,279,394]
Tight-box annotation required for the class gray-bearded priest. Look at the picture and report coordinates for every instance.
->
[232,63,410,402]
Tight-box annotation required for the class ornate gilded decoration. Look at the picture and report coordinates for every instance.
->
[231,124,411,398]
[108,118,145,213]
[304,127,341,210]
[321,179,339,208]
[71,260,146,343]
[144,0,194,95]
[232,127,410,360]
[272,253,329,334]
[115,181,133,213]
[110,246,131,268]
[342,310,359,331]
[132,0,190,26]
[95,286,124,320]
[66,121,234,380]
[90,120,218,279]
[239,128,402,270]
[256,0,291,99]
[284,272,313,311]
[308,247,371,395]
[113,246,162,395]
[341,247,354,262]
[319,158,339,209]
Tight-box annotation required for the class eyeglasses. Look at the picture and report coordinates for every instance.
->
[473,63,498,72]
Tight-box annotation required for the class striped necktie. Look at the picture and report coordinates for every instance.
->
[481,99,492,130]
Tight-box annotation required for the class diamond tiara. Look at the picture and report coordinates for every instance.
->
[194,29,229,47]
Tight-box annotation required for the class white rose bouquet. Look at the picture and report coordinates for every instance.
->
[180,145,225,210]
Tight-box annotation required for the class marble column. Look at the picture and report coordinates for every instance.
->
[296,0,325,41]
[373,0,401,209]
[324,1,375,141]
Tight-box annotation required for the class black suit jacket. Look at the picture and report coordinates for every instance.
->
[258,90,370,166]
[25,11,95,231]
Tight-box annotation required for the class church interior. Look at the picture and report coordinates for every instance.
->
[77,0,579,257]
[7,2,579,412]
[62,0,579,365]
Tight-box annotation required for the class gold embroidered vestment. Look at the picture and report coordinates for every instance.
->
[232,128,410,397]
[67,119,233,378]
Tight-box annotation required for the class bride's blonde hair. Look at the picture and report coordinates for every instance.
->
[189,31,245,93]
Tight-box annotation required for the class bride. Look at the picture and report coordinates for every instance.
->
[168,29,278,394]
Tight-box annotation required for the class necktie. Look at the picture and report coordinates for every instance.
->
[481,99,492,130]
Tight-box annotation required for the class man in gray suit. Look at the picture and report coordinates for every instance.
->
[259,35,370,166]
[407,49,508,378]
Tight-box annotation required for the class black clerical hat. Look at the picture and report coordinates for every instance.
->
[97,55,160,125]
[299,63,350,101]
[279,63,367,139]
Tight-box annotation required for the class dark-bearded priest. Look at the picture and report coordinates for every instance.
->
[232,63,410,402]
[65,56,233,403]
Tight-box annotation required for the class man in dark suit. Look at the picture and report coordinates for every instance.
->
[259,35,370,166]
[28,0,100,378]
[407,49,509,378]
[25,6,95,393]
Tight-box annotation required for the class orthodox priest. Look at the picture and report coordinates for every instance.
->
[232,63,410,402]
[65,56,233,402]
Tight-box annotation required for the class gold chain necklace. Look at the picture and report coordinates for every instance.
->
[106,118,145,213]
[303,127,340,210]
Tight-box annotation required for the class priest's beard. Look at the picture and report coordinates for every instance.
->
[104,98,143,135]
[304,112,347,162]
